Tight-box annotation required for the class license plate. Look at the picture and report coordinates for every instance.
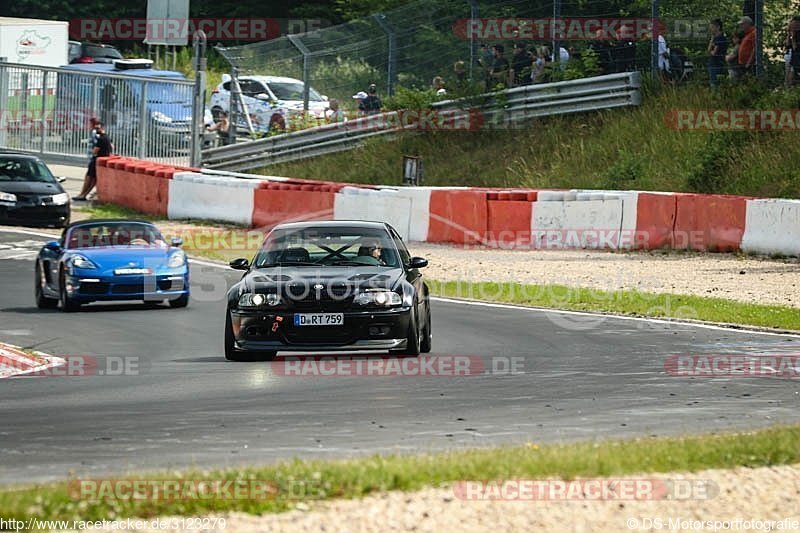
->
[293,313,344,326]
[114,268,153,275]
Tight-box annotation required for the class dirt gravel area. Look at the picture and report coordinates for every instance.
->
[105,463,800,532]
[412,243,800,309]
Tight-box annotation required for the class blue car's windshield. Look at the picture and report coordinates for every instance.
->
[66,222,166,249]
[0,158,56,183]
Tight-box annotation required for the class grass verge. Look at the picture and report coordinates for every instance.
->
[1,425,799,521]
[428,281,800,331]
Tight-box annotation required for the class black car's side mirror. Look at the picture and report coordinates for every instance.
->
[44,240,62,252]
[170,237,183,247]
[408,256,428,269]
[229,257,250,270]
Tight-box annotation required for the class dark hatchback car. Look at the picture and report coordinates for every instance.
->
[68,41,124,64]
[0,153,70,228]
[225,221,432,361]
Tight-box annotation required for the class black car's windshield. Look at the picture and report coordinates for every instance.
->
[0,158,56,183]
[267,81,324,102]
[66,222,167,249]
[254,226,399,268]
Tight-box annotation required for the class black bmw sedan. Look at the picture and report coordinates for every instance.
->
[0,153,71,228]
[225,221,432,361]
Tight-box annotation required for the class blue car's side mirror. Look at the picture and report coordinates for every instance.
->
[171,237,183,247]
[44,240,61,252]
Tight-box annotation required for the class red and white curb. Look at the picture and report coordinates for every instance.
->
[0,342,66,378]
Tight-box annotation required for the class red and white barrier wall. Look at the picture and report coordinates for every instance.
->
[96,157,799,256]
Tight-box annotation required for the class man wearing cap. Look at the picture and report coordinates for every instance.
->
[738,16,757,74]
[357,84,382,116]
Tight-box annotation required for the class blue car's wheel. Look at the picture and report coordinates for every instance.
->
[168,294,189,308]
[59,269,81,313]
[35,261,58,309]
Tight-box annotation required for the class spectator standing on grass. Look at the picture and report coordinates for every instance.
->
[432,76,447,97]
[532,46,551,84]
[324,99,346,123]
[588,29,613,74]
[74,121,113,201]
[352,90,368,117]
[726,30,745,82]
[707,19,728,87]
[784,16,800,86]
[453,60,466,86]
[205,110,230,145]
[738,16,756,76]
[362,84,382,115]
[657,33,670,82]
[509,42,531,87]
[487,44,509,90]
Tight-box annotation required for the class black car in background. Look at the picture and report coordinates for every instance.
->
[68,41,123,64]
[225,221,432,361]
[0,153,70,228]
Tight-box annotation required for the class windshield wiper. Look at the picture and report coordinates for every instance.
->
[328,260,382,266]
[258,261,319,267]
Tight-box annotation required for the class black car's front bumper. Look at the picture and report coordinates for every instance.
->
[231,306,412,352]
[0,203,70,227]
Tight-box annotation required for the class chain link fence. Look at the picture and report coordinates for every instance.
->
[212,0,793,131]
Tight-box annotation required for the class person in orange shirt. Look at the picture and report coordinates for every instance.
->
[738,16,757,74]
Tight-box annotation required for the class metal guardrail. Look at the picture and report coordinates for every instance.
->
[202,72,641,172]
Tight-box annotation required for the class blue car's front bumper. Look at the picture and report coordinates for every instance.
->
[65,271,189,302]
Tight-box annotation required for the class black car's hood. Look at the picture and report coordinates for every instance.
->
[0,181,64,195]
[242,266,404,292]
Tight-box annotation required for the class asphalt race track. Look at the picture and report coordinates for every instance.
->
[1,227,799,485]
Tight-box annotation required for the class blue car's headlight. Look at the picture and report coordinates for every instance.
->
[167,251,186,268]
[71,254,97,269]
[354,289,402,307]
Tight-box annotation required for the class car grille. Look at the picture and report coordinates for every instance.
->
[79,282,110,295]
[284,284,354,312]
[112,283,144,294]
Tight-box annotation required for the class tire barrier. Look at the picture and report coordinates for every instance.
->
[95,158,795,256]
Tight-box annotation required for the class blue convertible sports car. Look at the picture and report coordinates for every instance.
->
[35,219,190,312]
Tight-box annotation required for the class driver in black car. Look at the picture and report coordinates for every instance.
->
[361,239,386,265]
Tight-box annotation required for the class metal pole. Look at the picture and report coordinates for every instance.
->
[754,0,763,78]
[0,63,7,148]
[190,30,207,168]
[40,70,47,154]
[373,14,396,96]
[469,0,478,81]
[137,81,148,159]
[652,0,659,80]
[287,34,311,112]
[553,0,561,65]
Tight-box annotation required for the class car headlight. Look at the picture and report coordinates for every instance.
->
[50,193,70,205]
[238,293,281,308]
[167,251,186,268]
[71,254,97,269]
[354,289,402,307]
[0,192,16,203]
[151,111,172,123]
